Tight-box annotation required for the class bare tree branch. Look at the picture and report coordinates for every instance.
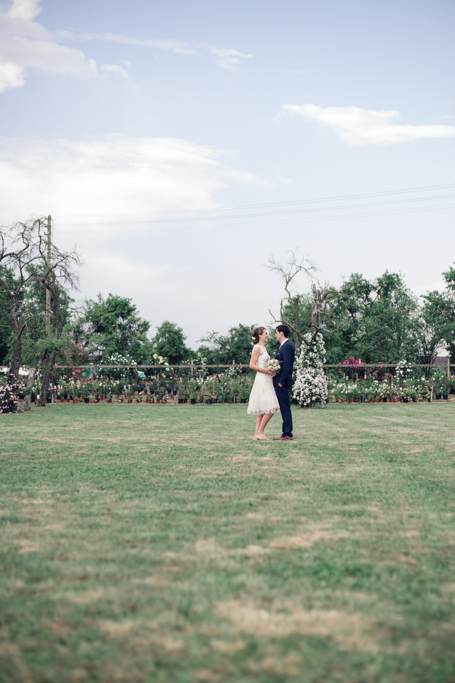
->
[266,249,317,350]
[0,218,82,379]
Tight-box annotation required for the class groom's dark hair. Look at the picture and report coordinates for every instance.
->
[276,324,290,338]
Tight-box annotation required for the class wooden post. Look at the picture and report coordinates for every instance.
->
[45,215,52,338]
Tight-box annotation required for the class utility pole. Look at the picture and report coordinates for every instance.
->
[45,215,52,337]
[311,284,322,333]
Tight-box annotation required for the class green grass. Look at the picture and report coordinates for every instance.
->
[1,403,455,683]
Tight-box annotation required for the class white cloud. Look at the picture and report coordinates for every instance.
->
[282,103,455,145]
[7,0,41,21]
[71,33,202,56]
[0,2,251,92]
[66,31,253,70]
[100,63,128,78]
[0,61,24,90]
[204,45,252,70]
[0,2,126,92]
[0,134,267,228]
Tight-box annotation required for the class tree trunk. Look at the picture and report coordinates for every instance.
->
[39,351,52,407]
[39,351,57,407]
[9,315,22,376]
[39,284,63,407]
[24,358,42,411]
[311,285,322,335]
[293,298,300,351]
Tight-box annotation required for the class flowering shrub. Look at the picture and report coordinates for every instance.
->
[99,352,139,381]
[339,357,364,367]
[0,373,22,413]
[292,333,328,408]
[103,352,137,366]
[150,353,172,378]
[151,353,168,366]
[63,339,85,364]
[326,359,449,402]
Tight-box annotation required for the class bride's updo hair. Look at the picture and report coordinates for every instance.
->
[251,326,266,345]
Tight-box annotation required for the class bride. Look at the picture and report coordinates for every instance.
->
[247,326,280,441]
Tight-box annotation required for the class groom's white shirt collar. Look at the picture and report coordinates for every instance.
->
[279,339,288,348]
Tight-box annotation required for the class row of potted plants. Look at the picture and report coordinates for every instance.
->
[327,376,450,403]
[29,373,255,405]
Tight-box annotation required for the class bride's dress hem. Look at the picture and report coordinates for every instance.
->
[247,407,280,416]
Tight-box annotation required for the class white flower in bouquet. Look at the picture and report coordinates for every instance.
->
[267,359,281,373]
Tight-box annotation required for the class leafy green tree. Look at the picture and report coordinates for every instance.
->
[0,223,42,374]
[323,271,420,363]
[71,294,152,363]
[0,219,80,381]
[152,321,188,364]
[19,266,75,368]
[414,292,452,364]
[197,324,253,365]
[0,267,17,364]
[415,264,455,364]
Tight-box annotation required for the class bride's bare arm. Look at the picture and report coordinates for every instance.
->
[249,346,275,375]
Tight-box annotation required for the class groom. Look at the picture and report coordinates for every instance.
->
[273,325,295,441]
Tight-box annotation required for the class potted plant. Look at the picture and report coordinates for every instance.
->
[345,382,356,403]
[239,378,251,403]
[188,383,197,404]
[201,385,212,404]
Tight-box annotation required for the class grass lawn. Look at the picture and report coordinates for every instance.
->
[1,403,455,683]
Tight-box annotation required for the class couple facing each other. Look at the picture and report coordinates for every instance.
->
[247,324,295,441]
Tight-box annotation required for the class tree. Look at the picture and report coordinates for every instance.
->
[0,220,43,375]
[0,267,17,364]
[19,264,75,368]
[414,264,455,364]
[324,271,420,364]
[70,294,152,363]
[267,249,316,350]
[197,324,253,365]
[0,218,80,377]
[152,321,188,364]
[439,265,455,361]
[34,244,81,407]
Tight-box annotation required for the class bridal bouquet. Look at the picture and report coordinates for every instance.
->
[267,359,281,373]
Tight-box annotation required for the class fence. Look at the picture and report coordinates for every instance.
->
[47,360,454,379]
[324,361,452,378]
[5,361,453,385]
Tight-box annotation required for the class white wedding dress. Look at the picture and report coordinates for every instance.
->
[247,345,280,415]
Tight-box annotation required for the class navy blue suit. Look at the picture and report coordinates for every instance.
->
[273,339,295,438]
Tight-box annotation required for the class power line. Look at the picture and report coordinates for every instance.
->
[54,181,455,222]
[57,193,455,230]
[57,201,455,236]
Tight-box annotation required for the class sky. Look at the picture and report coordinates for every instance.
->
[1,0,454,347]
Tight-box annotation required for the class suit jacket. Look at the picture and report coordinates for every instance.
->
[273,339,295,388]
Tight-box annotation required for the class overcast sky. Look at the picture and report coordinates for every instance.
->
[1,0,454,346]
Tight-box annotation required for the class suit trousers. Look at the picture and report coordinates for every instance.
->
[275,384,293,437]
